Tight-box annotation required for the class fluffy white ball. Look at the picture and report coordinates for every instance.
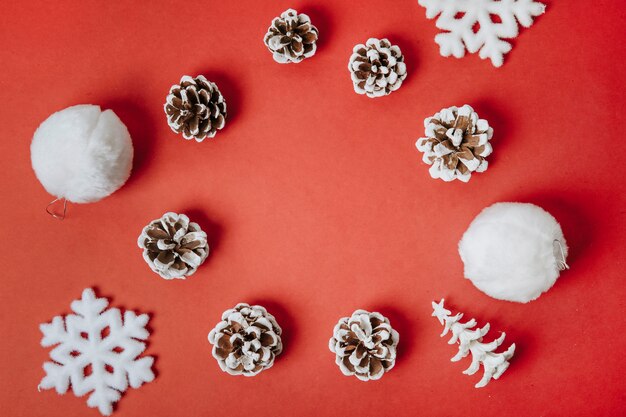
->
[31,104,133,203]
[458,202,568,303]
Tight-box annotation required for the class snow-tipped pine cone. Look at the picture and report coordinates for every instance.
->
[348,38,407,98]
[164,75,227,142]
[208,303,283,376]
[416,104,493,182]
[329,310,399,381]
[263,9,319,64]
[137,212,209,280]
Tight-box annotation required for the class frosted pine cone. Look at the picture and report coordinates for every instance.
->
[137,212,209,280]
[329,310,399,381]
[164,75,226,142]
[263,9,318,64]
[348,38,407,98]
[416,104,494,182]
[208,303,283,376]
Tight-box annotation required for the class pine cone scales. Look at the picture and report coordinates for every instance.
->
[264,9,318,64]
[349,38,407,98]
[137,212,209,279]
[416,105,494,182]
[164,75,226,142]
[208,304,283,376]
[329,310,399,381]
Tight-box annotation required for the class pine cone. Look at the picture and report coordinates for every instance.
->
[263,9,319,64]
[416,104,494,182]
[348,38,407,98]
[137,212,209,280]
[208,303,283,376]
[164,75,227,142]
[329,310,399,381]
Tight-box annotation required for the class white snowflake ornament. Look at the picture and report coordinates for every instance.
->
[418,0,546,67]
[39,288,155,415]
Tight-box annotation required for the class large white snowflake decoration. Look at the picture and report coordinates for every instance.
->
[39,288,155,415]
[418,0,546,67]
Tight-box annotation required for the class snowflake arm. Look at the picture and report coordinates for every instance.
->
[39,288,155,415]
[418,0,546,67]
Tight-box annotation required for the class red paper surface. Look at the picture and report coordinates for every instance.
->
[1,1,624,416]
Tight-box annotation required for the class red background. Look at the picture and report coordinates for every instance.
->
[1,1,625,416]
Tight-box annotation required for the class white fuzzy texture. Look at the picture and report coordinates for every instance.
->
[39,288,155,415]
[459,202,568,303]
[31,104,133,203]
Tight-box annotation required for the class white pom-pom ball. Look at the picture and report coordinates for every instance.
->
[459,202,568,303]
[31,104,133,204]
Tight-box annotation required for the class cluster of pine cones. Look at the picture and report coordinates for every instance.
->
[162,10,413,142]
[148,9,496,379]
[205,305,401,380]
[136,215,402,380]
[160,9,494,183]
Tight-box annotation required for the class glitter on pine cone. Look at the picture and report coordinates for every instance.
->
[416,104,494,182]
[208,303,283,376]
[164,75,227,142]
[137,212,209,280]
[263,9,319,64]
[329,310,399,381]
[348,38,407,98]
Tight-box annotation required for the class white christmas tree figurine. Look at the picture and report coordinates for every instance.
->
[39,288,155,415]
[431,299,515,388]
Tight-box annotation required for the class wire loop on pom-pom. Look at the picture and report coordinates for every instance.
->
[553,239,569,271]
[45,198,67,220]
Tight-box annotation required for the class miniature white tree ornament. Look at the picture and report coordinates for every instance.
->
[431,299,515,388]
